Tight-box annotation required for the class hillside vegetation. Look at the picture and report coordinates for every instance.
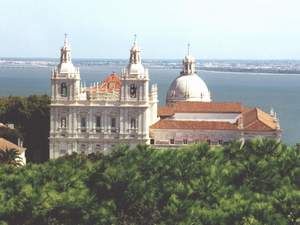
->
[0,139,300,225]
[0,95,50,163]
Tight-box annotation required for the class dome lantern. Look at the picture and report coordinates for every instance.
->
[166,46,211,104]
[181,43,196,75]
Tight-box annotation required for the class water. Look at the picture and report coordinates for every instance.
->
[0,65,299,145]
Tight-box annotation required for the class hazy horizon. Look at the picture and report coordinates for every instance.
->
[1,57,300,61]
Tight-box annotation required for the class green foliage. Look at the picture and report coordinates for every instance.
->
[0,138,300,224]
[0,126,22,144]
[0,95,50,163]
[0,148,22,166]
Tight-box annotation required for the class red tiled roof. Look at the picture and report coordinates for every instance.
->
[158,106,174,117]
[0,138,26,154]
[152,106,279,132]
[150,120,238,130]
[88,73,121,94]
[242,108,278,131]
[158,102,244,116]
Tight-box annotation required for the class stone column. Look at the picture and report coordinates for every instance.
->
[68,108,72,133]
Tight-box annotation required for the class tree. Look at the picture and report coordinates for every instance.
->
[0,148,22,166]
[0,95,50,163]
[0,138,300,224]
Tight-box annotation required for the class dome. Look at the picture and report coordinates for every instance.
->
[166,73,211,104]
[128,63,144,74]
[58,62,76,74]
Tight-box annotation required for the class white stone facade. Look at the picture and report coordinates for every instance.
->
[49,37,281,157]
[49,36,158,158]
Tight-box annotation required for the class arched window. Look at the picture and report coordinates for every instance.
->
[130,83,137,98]
[60,83,67,97]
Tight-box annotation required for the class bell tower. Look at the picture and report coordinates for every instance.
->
[51,34,81,102]
[119,36,158,144]
[120,35,149,102]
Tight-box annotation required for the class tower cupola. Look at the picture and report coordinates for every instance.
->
[127,35,145,75]
[58,34,76,74]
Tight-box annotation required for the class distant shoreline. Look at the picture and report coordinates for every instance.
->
[1,65,300,76]
[198,69,300,76]
[1,58,300,75]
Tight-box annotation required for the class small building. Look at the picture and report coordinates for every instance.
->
[0,137,26,165]
[150,102,281,147]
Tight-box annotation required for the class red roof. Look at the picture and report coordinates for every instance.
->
[0,138,26,154]
[150,120,238,130]
[242,108,278,131]
[158,102,245,116]
[88,73,121,94]
[152,104,279,132]
[158,106,174,117]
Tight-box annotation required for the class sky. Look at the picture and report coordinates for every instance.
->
[1,0,300,59]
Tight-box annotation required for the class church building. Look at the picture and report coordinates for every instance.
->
[49,36,158,158]
[49,36,281,158]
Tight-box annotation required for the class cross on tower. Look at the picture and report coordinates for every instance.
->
[64,33,68,45]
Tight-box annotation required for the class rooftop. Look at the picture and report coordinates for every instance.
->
[0,138,26,154]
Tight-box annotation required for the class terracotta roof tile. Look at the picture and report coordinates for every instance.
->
[242,108,278,131]
[88,73,121,94]
[156,102,279,132]
[150,120,238,130]
[158,102,243,116]
[0,138,26,154]
[158,107,174,117]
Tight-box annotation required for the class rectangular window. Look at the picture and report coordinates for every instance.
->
[207,139,211,145]
[81,117,86,132]
[80,144,86,152]
[218,140,223,145]
[96,116,101,127]
[170,139,175,144]
[60,83,67,97]
[111,118,116,127]
[130,118,136,129]
[96,116,101,132]
[111,117,116,132]
[183,139,188,144]
[61,117,67,128]
[95,144,101,151]
[150,139,155,145]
